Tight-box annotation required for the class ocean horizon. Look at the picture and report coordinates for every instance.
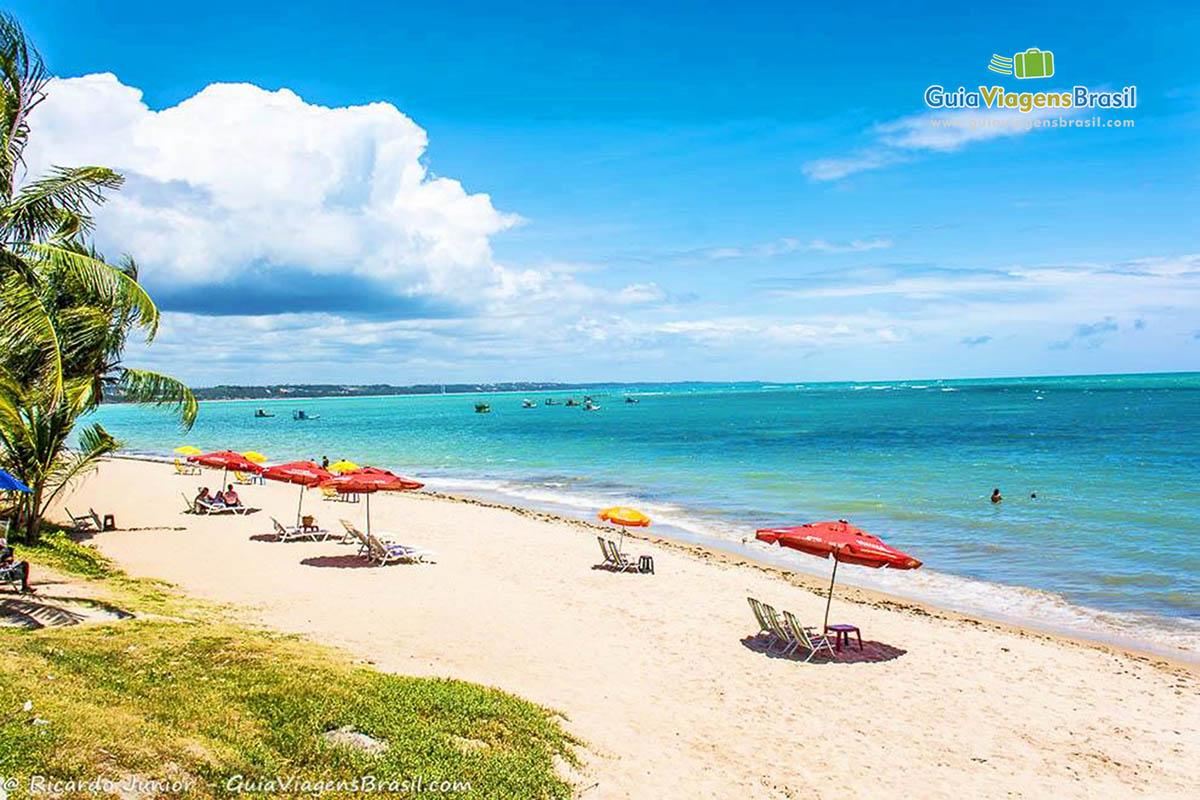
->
[92,371,1200,658]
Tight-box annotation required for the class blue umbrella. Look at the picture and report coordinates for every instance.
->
[0,468,31,493]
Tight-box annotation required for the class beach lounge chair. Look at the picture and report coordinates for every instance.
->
[596,536,620,568]
[747,597,775,642]
[761,604,799,655]
[233,470,257,485]
[339,519,400,556]
[270,517,328,542]
[322,486,359,503]
[605,539,647,573]
[783,610,837,662]
[65,508,97,533]
[1,561,26,594]
[366,532,435,566]
[173,458,201,476]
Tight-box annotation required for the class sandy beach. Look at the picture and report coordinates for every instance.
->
[51,458,1200,799]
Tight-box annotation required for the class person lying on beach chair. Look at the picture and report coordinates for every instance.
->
[190,487,236,515]
[0,542,35,594]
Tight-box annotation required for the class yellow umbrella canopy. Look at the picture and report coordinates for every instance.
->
[598,506,651,527]
[326,460,360,474]
[241,451,268,464]
[174,445,202,455]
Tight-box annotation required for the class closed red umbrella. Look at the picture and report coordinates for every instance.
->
[756,520,921,627]
[189,450,264,494]
[262,461,333,526]
[319,469,424,535]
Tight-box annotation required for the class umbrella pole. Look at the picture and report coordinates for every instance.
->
[296,485,304,528]
[365,493,371,537]
[823,559,839,630]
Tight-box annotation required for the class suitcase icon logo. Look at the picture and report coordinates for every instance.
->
[987,48,1055,79]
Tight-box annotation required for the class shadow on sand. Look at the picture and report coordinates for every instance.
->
[0,594,135,630]
[740,634,907,664]
[300,554,374,570]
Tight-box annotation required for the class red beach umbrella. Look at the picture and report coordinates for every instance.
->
[262,461,333,526]
[319,469,424,535]
[756,520,922,628]
[190,450,264,493]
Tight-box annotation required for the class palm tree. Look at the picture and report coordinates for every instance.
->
[0,12,196,542]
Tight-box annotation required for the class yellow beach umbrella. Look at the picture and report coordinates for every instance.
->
[598,506,651,549]
[326,460,360,474]
[174,445,202,455]
[241,451,268,464]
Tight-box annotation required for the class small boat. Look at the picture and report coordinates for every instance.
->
[544,398,559,406]
[565,398,580,407]
[624,396,639,404]
[292,410,320,421]
[583,400,600,411]
[523,399,537,409]
[253,409,275,418]
[474,403,492,414]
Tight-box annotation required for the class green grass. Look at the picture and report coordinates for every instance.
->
[0,533,577,798]
[21,528,117,579]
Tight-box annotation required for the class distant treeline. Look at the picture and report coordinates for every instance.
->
[156,383,577,401]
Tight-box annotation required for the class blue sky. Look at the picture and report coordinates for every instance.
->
[10,0,1200,384]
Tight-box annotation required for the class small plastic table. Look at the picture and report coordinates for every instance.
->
[825,624,863,651]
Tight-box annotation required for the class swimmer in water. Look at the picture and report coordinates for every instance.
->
[990,488,1003,504]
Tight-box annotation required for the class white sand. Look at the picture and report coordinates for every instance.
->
[51,458,1200,798]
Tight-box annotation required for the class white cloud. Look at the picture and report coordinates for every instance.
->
[804,102,1083,181]
[24,74,520,294]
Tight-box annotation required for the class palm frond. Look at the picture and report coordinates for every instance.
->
[0,270,62,396]
[38,421,122,514]
[26,242,159,338]
[3,165,123,244]
[116,367,198,429]
[0,11,48,199]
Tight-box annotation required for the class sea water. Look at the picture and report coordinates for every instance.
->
[89,373,1200,657]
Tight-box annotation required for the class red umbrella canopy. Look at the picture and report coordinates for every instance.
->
[261,461,333,487]
[189,450,264,473]
[756,520,921,570]
[320,470,424,494]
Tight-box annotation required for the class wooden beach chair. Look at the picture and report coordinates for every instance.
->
[747,597,775,642]
[783,610,837,662]
[65,508,97,533]
[596,535,619,568]
[606,539,647,573]
[761,604,798,655]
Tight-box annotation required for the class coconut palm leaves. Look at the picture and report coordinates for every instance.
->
[0,11,197,540]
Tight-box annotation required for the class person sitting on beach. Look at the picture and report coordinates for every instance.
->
[1,542,35,594]
[990,488,1003,504]
[223,485,242,508]
[194,487,214,508]
[213,489,228,506]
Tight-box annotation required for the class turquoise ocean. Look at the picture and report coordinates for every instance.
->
[91,372,1200,658]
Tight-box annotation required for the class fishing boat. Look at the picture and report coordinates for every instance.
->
[583,399,600,411]
[522,399,537,408]
[624,396,639,404]
[544,398,559,406]
[565,398,580,407]
[474,403,492,414]
[253,408,275,417]
[292,409,320,421]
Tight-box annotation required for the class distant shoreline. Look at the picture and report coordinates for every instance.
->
[105,370,1200,405]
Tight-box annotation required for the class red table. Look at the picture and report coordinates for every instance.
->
[825,624,863,651]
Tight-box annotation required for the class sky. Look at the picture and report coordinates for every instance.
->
[9,0,1200,385]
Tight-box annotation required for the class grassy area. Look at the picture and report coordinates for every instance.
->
[0,536,577,799]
